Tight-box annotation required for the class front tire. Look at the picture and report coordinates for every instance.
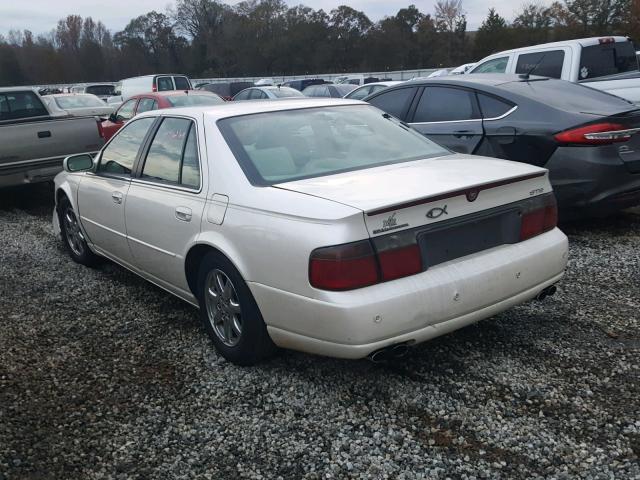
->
[58,196,100,267]
[197,252,276,365]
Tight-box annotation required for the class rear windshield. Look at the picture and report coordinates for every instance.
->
[0,91,48,121]
[270,87,304,98]
[166,94,224,107]
[218,105,449,185]
[55,95,105,109]
[579,41,639,80]
[86,85,115,96]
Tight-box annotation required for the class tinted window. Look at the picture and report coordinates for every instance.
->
[173,76,191,90]
[0,91,48,121]
[136,98,157,113]
[515,50,565,78]
[413,87,479,123]
[99,117,155,175]
[477,93,514,119]
[181,125,200,188]
[367,87,416,120]
[116,99,137,121]
[579,41,639,80]
[142,118,191,184]
[219,105,449,185]
[86,85,115,96]
[157,77,174,92]
[166,95,224,107]
[472,57,509,74]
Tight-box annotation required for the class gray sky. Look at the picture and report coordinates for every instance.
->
[0,0,549,36]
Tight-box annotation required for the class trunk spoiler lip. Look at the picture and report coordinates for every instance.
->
[366,171,546,217]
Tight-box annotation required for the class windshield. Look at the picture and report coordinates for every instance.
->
[218,105,449,185]
[579,41,639,80]
[166,95,224,107]
[86,85,115,96]
[55,95,106,109]
[270,87,304,98]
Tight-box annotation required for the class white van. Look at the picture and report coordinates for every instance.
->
[119,74,193,101]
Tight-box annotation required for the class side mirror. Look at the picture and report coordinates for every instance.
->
[108,112,117,122]
[64,154,94,173]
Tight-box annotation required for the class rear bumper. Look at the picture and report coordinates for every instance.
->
[249,228,568,359]
[547,145,640,217]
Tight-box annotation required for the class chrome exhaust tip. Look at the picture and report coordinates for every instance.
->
[368,342,412,363]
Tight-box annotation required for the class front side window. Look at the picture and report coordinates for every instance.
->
[173,76,191,90]
[234,90,251,101]
[218,105,449,185]
[116,99,137,121]
[413,87,480,123]
[367,87,417,119]
[99,117,155,175]
[141,117,199,188]
[0,91,48,121]
[137,98,157,113]
[250,89,266,100]
[471,57,509,74]
[515,50,565,78]
[346,86,371,100]
[156,77,174,92]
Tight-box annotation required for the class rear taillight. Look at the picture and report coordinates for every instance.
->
[152,84,158,92]
[520,195,558,241]
[555,123,638,145]
[309,240,379,291]
[309,234,423,291]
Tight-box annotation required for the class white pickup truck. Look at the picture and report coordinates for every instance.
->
[468,36,640,104]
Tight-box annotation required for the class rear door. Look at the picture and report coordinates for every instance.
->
[408,86,484,154]
[125,116,207,291]
[77,117,157,265]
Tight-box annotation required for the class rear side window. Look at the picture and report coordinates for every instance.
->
[413,87,480,123]
[0,91,48,121]
[156,77,174,92]
[367,87,416,120]
[142,117,199,188]
[99,117,155,175]
[137,98,157,113]
[515,50,565,78]
[173,76,191,90]
[579,41,639,80]
[471,57,509,74]
[477,93,514,119]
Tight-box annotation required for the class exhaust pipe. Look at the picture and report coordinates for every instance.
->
[536,284,557,301]
[368,342,412,363]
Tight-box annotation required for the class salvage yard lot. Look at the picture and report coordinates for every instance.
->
[1,183,639,479]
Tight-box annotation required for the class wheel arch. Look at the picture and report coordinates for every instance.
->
[184,241,248,300]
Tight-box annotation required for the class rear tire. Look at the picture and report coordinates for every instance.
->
[58,196,100,267]
[197,251,277,365]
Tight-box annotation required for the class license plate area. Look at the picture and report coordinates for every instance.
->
[417,208,521,269]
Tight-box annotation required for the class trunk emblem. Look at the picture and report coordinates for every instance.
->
[466,189,479,202]
[426,205,448,219]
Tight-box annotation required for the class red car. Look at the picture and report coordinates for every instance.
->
[100,91,225,141]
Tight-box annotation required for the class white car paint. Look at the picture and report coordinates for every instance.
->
[468,36,640,104]
[53,98,568,360]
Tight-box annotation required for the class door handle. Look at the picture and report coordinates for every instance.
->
[111,191,123,204]
[175,206,192,222]
[38,130,52,138]
[453,130,474,138]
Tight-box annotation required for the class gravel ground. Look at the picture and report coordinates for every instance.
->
[1,183,639,480]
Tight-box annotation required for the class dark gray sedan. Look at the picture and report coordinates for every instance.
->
[364,75,640,218]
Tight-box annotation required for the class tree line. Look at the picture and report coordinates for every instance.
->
[0,0,637,86]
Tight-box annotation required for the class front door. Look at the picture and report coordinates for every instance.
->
[77,117,156,265]
[125,117,207,292]
[409,86,484,154]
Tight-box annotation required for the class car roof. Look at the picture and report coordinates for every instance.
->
[405,74,536,88]
[136,98,364,121]
[132,91,216,99]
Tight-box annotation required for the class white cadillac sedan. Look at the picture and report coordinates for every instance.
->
[53,99,568,365]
